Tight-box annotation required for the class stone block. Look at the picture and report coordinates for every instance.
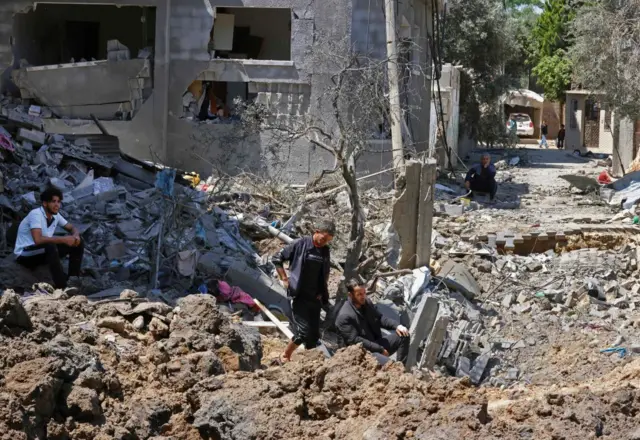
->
[406,295,439,370]
[501,294,515,308]
[17,128,45,146]
[440,260,481,300]
[419,315,450,370]
[104,241,127,260]
[8,109,43,129]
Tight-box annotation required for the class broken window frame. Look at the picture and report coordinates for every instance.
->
[209,7,293,62]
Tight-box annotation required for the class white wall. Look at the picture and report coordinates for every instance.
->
[565,94,585,151]
[599,107,614,154]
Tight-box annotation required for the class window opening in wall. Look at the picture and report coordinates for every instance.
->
[182,80,255,123]
[12,4,156,66]
[9,4,156,121]
[210,8,292,61]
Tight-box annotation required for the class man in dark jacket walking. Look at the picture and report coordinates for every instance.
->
[272,220,335,362]
[336,280,410,364]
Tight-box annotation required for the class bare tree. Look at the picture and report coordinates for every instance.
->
[235,38,430,285]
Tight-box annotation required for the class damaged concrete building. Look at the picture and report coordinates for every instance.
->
[0,0,440,182]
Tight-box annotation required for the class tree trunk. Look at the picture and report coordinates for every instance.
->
[340,154,366,295]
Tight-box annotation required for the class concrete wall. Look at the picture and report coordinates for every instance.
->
[614,117,635,176]
[599,107,614,153]
[0,0,434,185]
[434,64,460,168]
[13,59,150,119]
[351,0,386,59]
[565,93,586,151]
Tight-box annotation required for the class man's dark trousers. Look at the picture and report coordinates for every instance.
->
[377,332,410,363]
[469,178,497,200]
[17,240,84,289]
[290,297,322,348]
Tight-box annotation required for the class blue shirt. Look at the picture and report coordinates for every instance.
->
[465,163,496,184]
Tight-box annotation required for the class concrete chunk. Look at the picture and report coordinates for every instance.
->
[17,128,45,146]
[406,295,439,370]
[440,260,481,300]
[419,315,450,370]
[9,109,43,130]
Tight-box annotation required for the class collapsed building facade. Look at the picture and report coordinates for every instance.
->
[0,0,440,182]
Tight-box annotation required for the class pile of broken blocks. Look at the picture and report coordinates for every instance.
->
[0,107,271,304]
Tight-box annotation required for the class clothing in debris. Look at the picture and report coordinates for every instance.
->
[335,298,409,363]
[272,236,331,304]
[465,163,497,200]
[213,280,257,309]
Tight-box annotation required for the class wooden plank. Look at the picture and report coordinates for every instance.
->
[514,233,524,244]
[243,321,290,328]
[254,299,294,340]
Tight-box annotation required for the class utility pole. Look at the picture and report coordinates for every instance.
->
[385,0,405,186]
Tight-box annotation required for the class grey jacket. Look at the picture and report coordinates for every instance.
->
[335,298,400,353]
[272,236,331,304]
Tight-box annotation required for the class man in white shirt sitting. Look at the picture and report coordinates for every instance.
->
[14,188,84,289]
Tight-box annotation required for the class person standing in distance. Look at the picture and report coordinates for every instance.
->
[272,220,335,362]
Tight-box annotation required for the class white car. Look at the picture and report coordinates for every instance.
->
[506,113,535,137]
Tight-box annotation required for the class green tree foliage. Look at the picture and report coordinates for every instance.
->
[443,0,525,146]
[571,1,640,119]
[529,0,582,101]
[531,52,572,101]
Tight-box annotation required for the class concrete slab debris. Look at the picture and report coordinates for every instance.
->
[559,175,600,192]
[17,128,45,146]
[439,260,481,300]
[405,295,440,370]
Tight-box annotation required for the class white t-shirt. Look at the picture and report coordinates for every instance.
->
[14,207,68,257]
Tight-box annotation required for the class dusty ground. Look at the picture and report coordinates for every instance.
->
[2,147,640,439]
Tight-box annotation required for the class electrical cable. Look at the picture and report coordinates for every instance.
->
[430,0,456,174]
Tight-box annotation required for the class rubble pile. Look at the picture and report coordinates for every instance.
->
[4,288,640,440]
[0,290,261,439]
[0,117,265,297]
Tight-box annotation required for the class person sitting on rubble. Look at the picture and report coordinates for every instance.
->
[272,220,335,362]
[14,188,84,290]
[464,153,497,201]
[336,279,410,365]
